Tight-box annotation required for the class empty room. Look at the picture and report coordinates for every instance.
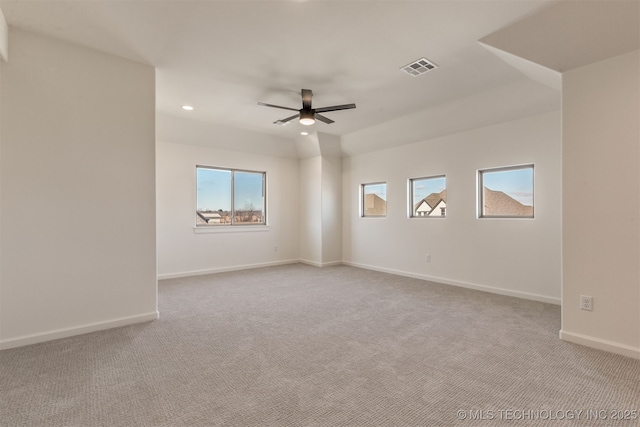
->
[1,1,639,426]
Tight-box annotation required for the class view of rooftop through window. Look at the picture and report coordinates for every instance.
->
[480,165,534,218]
[362,182,387,217]
[411,175,446,217]
[196,166,265,225]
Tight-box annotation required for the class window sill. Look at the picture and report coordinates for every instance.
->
[409,216,447,219]
[193,225,270,234]
[478,216,534,220]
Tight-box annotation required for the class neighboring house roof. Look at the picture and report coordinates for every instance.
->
[196,212,208,225]
[431,199,446,211]
[426,189,446,210]
[364,193,387,216]
[415,189,447,211]
[200,212,221,219]
[483,188,533,216]
[197,211,222,224]
[415,200,431,212]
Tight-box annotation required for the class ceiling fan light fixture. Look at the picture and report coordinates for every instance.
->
[258,89,355,126]
[299,110,315,126]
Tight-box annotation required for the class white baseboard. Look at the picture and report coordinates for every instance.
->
[157,259,300,280]
[162,259,559,304]
[559,330,640,360]
[299,259,343,268]
[0,311,159,350]
[342,261,561,305]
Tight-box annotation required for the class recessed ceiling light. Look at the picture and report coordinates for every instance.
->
[300,131,309,136]
[181,105,194,111]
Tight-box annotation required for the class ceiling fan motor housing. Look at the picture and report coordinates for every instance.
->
[299,109,315,125]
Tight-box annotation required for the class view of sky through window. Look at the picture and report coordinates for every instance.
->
[362,182,387,217]
[196,166,265,225]
[412,176,446,206]
[197,167,231,212]
[482,167,533,206]
[233,171,264,212]
[411,175,447,217]
[364,183,386,200]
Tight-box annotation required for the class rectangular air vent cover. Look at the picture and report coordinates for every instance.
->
[401,57,438,77]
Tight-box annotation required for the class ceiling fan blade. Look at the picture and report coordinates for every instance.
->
[274,114,299,125]
[315,103,356,113]
[301,89,313,110]
[314,113,334,124]
[257,102,299,112]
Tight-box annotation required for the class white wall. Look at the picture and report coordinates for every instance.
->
[0,24,3,320]
[156,140,299,278]
[321,154,342,265]
[343,111,562,303]
[299,155,322,265]
[0,29,157,349]
[298,133,343,267]
[0,6,7,61]
[561,50,640,359]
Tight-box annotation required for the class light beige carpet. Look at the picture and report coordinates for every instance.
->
[1,264,638,426]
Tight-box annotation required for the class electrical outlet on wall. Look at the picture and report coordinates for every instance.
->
[425,253,431,262]
[580,295,593,311]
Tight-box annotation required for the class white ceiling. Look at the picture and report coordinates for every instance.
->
[0,1,636,157]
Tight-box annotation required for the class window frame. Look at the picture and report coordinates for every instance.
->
[361,182,387,218]
[195,165,267,227]
[478,164,534,219]
[408,175,447,219]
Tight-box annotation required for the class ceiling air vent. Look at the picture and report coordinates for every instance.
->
[401,58,438,77]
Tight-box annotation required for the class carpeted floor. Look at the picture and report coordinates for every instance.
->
[1,264,639,426]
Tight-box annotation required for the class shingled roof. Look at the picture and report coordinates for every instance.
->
[415,189,447,211]
[364,193,387,216]
[483,188,533,216]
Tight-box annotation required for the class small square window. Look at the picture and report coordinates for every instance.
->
[478,165,534,218]
[410,175,446,218]
[361,182,387,217]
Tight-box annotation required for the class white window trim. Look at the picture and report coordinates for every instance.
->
[193,225,270,234]
[477,163,535,219]
[408,174,447,219]
[360,182,387,218]
[196,165,267,227]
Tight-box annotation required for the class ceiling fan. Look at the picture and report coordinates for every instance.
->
[258,89,356,126]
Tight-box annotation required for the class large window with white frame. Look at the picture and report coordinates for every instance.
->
[196,166,266,226]
[361,182,387,217]
[478,164,534,218]
[410,175,446,218]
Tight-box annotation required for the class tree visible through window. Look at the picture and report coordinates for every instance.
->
[196,166,265,226]
[479,165,534,218]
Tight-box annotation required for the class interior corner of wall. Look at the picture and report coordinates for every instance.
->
[478,41,560,91]
[295,134,321,159]
[317,132,343,158]
[0,7,8,62]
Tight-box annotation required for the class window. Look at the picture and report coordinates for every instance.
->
[361,182,387,217]
[478,165,534,218]
[410,175,446,218]
[196,166,266,226]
